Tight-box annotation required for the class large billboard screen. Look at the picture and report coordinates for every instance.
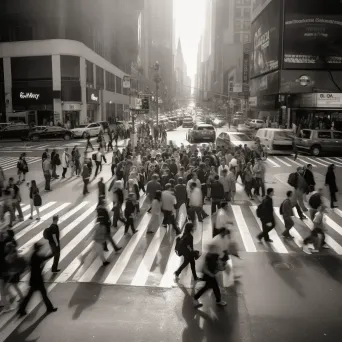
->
[250,0,281,79]
[283,0,342,69]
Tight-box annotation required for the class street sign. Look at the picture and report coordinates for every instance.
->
[123,76,131,89]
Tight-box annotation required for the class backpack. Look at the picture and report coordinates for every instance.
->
[175,236,186,256]
[256,202,264,218]
[287,172,297,187]
[279,201,285,215]
[43,227,51,240]
[92,153,96,161]
[55,153,61,166]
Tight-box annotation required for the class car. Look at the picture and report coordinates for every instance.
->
[71,123,101,138]
[0,123,11,130]
[295,129,342,156]
[236,124,253,134]
[0,124,30,140]
[247,119,265,129]
[182,117,194,128]
[256,128,294,154]
[216,132,255,150]
[28,126,73,141]
[187,124,216,143]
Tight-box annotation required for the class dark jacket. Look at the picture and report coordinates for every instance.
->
[114,188,124,205]
[124,199,136,218]
[325,168,338,193]
[174,184,187,207]
[304,169,315,189]
[309,192,322,210]
[181,233,194,255]
[210,180,225,200]
[97,206,111,226]
[261,195,274,224]
[46,223,60,247]
[98,181,106,198]
[197,168,206,184]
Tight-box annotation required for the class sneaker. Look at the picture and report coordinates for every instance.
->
[322,244,330,249]
[102,261,110,266]
[46,307,58,313]
[193,299,203,308]
[216,300,227,307]
[36,217,40,221]
[303,246,312,254]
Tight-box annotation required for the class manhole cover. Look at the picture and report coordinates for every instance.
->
[273,262,293,270]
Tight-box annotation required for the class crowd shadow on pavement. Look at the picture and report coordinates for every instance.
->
[4,312,49,342]
[68,282,102,320]
[178,281,241,342]
[316,254,342,284]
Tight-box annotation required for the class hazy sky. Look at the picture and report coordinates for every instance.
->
[174,0,205,83]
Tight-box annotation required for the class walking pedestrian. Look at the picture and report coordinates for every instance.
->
[174,222,199,281]
[17,242,58,317]
[256,188,275,243]
[51,149,60,179]
[85,131,94,152]
[110,180,125,228]
[193,243,227,308]
[61,148,70,179]
[29,180,41,220]
[308,188,323,220]
[94,148,102,178]
[280,191,294,239]
[43,215,60,273]
[82,161,90,195]
[8,177,24,224]
[124,193,138,235]
[0,165,5,197]
[98,177,106,201]
[161,184,181,234]
[43,155,52,191]
[17,153,28,183]
[325,164,338,208]
[147,190,162,234]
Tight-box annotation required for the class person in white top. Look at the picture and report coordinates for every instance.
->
[188,182,209,223]
[61,148,70,179]
[215,201,233,231]
[94,148,102,178]
[186,172,201,197]
[218,159,229,176]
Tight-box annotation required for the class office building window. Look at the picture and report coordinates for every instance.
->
[243,0,251,5]
[235,20,242,30]
[61,56,80,80]
[243,8,251,19]
[96,66,104,89]
[105,71,116,92]
[86,60,94,87]
[244,21,251,30]
[243,34,250,43]
[235,7,242,18]
[116,76,122,94]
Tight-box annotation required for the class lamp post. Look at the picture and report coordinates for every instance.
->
[153,61,161,126]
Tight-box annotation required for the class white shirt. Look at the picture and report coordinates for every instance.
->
[229,158,238,169]
[216,208,231,230]
[186,178,201,197]
[218,165,229,176]
[189,187,202,207]
[211,234,230,258]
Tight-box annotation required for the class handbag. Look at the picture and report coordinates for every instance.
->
[33,194,42,207]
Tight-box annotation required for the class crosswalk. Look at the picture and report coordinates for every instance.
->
[3,196,342,291]
[0,156,41,171]
[265,156,342,168]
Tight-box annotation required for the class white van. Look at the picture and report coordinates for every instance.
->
[255,128,294,154]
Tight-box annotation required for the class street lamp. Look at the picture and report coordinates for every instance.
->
[153,61,162,126]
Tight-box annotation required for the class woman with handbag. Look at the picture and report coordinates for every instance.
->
[174,222,200,282]
[29,180,41,221]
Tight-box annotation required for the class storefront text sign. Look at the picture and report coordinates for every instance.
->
[20,92,40,100]
[317,93,342,108]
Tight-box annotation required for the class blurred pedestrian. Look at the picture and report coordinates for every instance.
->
[325,164,338,208]
[43,215,60,273]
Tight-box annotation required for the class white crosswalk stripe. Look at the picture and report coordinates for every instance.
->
[4,198,342,293]
[0,156,40,171]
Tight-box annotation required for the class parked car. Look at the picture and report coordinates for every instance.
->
[71,123,101,138]
[187,123,216,143]
[236,124,253,135]
[247,119,265,129]
[0,124,30,140]
[28,126,73,141]
[216,132,255,149]
[255,128,294,154]
[295,129,342,156]
[182,117,194,128]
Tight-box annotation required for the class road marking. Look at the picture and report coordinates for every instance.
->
[296,157,316,167]
[251,206,290,252]
[131,227,166,286]
[266,158,281,167]
[159,238,179,288]
[323,157,342,166]
[104,213,151,284]
[284,157,303,167]
[274,156,291,167]
[302,156,327,167]
[231,205,257,252]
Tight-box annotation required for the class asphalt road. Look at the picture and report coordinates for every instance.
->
[1,125,342,341]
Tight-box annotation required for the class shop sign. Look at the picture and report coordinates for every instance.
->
[316,93,342,108]
[62,103,82,111]
[12,88,53,105]
[86,88,100,104]
[20,92,40,100]
[249,97,258,107]
[123,76,131,89]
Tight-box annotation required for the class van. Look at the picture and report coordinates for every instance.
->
[255,128,294,154]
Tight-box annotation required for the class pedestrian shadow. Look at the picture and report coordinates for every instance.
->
[316,254,342,284]
[4,312,49,342]
[265,251,305,297]
[178,282,240,342]
[68,282,102,320]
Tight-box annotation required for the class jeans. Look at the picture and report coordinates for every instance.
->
[85,140,93,151]
[194,275,221,302]
[175,253,197,280]
[162,210,181,234]
[18,283,54,314]
[62,167,67,178]
[124,217,136,234]
[44,171,51,190]
[51,163,58,178]
[254,178,265,197]
[94,161,102,177]
[83,178,89,195]
[188,206,204,222]
[12,199,23,219]
[50,244,60,272]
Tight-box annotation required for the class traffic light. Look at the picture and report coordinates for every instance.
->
[142,96,149,111]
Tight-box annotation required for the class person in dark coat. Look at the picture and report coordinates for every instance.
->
[210,175,225,214]
[325,164,338,208]
[17,242,57,317]
[98,177,106,201]
[304,164,315,193]
[257,188,275,243]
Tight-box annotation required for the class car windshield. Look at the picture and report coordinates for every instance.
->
[197,126,214,130]
[300,130,311,139]
[77,125,88,128]
[229,134,251,141]
[274,131,294,140]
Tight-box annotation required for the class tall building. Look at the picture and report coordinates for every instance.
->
[175,39,191,104]
[0,0,144,125]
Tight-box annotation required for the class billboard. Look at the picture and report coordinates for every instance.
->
[250,0,281,78]
[283,0,342,69]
